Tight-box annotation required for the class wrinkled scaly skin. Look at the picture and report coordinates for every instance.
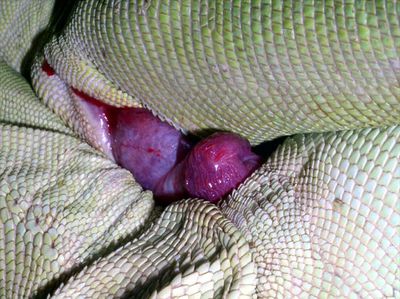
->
[0,1,55,73]
[222,127,399,297]
[0,61,155,297]
[35,0,400,143]
[0,0,399,298]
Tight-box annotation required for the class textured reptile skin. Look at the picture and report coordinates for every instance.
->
[0,0,55,72]
[0,0,399,298]
[53,200,256,298]
[0,60,70,134]
[222,126,400,297]
[0,61,155,297]
[37,0,400,143]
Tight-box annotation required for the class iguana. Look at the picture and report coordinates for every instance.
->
[0,0,399,298]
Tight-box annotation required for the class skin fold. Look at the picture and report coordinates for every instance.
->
[35,0,400,143]
[0,0,399,298]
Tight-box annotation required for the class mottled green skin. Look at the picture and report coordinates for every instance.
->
[41,0,399,143]
[0,60,69,133]
[0,0,399,298]
[0,61,255,298]
[0,1,55,73]
[0,60,156,297]
[222,126,400,297]
[53,200,256,298]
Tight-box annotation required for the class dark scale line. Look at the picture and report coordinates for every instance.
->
[384,0,400,76]
[312,0,352,125]
[199,0,241,126]
[112,0,150,106]
[270,1,309,134]
[225,0,264,138]
[155,0,196,121]
[20,210,37,298]
[9,215,19,298]
[322,0,360,122]
[328,1,371,126]
[176,0,212,129]
[369,1,397,88]
[123,0,158,103]
[380,0,400,84]
[294,1,348,130]
[259,1,294,136]
[169,0,207,128]
[335,3,376,96]
[97,0,124,94]
[249,0,291,138]
[350,1,389,108]
[284,0,322,132]
[128,0,174,110]
[20,227,34,299]
[25,228,41,297]
[235,0,267,122]
[212,1,246,127]
[192,0,232,129]
[145,0,186,113]
[181,0,212,130]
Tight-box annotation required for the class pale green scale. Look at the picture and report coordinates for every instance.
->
[39,0,398,143]
[0,0,399,297]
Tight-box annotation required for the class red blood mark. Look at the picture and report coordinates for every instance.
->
[71,88,108,108]
[41,60,55,76]
[147,147,161,157]
[69,86,261,205]
[71,87,122,131]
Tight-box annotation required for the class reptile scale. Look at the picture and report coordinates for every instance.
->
[0,0,399,298]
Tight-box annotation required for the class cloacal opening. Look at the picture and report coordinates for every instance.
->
[41,59,281,204]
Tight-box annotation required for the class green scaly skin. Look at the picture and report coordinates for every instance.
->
[0,1,55,74]
[0,0,399,298]
[0,60,256,298]
[34,0,399,144]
